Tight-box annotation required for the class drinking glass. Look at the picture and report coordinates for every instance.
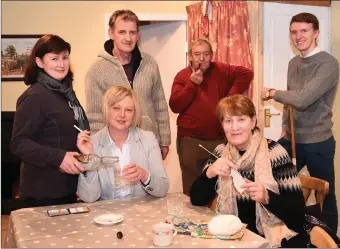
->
[167,195,184,217]
[112,161,130,189]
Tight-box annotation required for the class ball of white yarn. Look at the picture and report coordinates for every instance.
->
[208,215,243,236]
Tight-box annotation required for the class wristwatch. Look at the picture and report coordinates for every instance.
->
[265,88,274,99]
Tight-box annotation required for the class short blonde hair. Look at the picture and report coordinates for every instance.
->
[188,39,213,56]
[102,86,141,127]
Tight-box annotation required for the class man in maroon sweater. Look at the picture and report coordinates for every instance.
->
[169,39,253,195]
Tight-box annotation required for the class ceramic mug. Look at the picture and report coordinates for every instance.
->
[152,223,177,247]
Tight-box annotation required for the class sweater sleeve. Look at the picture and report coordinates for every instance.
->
[226,65,254,96]
[263,143,306,233]
[85,68,105,134]
[10,92,66,168]
[190,167,218,206]
[274,58,339,110]
[151,62,171,146]
[169,70,199,113]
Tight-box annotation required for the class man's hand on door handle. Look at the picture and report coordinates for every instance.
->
[261,87,277,100]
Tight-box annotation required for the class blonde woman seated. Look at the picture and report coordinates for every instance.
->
[77,86,169,202]
[190,95,308,248]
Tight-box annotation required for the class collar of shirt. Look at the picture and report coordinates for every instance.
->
[106,127,132,146]
[301,46,321,58]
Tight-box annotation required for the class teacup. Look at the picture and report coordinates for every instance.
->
[152,223,177,247]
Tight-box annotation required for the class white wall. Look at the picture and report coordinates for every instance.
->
[139,21,187,193]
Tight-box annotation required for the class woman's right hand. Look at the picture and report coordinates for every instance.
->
[77,130,93,155]
[206,157,238,179]
[59,152,84,174]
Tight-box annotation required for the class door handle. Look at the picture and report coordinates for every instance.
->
[264,108,281,127]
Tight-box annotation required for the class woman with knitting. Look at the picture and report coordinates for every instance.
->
[10,34,89,207]
[190,94,308,247]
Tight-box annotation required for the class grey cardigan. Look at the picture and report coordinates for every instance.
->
[77,127,169,202]
[85,50,171,146]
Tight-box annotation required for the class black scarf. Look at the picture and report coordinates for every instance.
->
[36,71,90,131]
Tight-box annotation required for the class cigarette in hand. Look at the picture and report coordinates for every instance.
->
[73,125,83,132]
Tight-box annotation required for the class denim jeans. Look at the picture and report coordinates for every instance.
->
[278,136,338,233]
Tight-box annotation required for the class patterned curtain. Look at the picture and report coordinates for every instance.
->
[186,2,207,45]
[186,0,254,98]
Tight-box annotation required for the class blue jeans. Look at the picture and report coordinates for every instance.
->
[278,136,338,233]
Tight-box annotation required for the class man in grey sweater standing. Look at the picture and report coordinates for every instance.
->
[261,12,339,233]
[85,10,171,159]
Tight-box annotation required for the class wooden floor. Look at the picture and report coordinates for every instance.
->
[2,215,9,248]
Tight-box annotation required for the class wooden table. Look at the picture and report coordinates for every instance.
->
[5,193,270,248]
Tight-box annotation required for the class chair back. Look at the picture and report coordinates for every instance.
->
[209,196,218,211]
[310,226,338,248]
[298,174,329,211]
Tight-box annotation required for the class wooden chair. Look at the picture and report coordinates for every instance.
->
[208,196,217,211]
[310,226,338,248]
[298,174,329,211]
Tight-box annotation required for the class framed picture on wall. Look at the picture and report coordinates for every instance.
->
[1,34,42,82]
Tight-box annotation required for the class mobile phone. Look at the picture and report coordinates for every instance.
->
[47,206,90,217]
[68,206,90,214]
[47,208,70,217]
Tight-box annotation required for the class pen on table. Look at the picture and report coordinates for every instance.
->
[73,125,83,132]
[198,144,219,159]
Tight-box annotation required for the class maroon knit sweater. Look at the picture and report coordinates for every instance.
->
[169,62,253,139]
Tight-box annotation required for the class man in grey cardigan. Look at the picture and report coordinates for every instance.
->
[85,9,171,159]
[261,13,339,233]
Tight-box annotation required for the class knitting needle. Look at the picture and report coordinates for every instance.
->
[73,125,83,132]
[199,144,244,185]
[198,144,219,159]
[199,146,269,212]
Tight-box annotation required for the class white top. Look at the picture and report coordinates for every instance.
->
[301,46,321,58]
[106,128,151,199]
[107,128,132,199]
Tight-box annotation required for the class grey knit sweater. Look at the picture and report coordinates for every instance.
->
[85,50,171,146]
[274,51,339,143]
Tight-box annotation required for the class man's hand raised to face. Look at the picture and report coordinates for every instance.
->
[190,68,204,85]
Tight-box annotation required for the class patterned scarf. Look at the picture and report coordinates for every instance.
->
[37,71,90,131]
[216,130,297,247]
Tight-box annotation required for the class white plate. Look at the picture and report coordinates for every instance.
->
[93,213,124,226]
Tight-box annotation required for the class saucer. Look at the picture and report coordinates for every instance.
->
[93,213,124,226]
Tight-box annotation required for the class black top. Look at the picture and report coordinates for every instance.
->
[10,83,79,200]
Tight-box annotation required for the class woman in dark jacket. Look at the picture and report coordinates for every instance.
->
[10,34,90,207]
[190,94,309,248]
